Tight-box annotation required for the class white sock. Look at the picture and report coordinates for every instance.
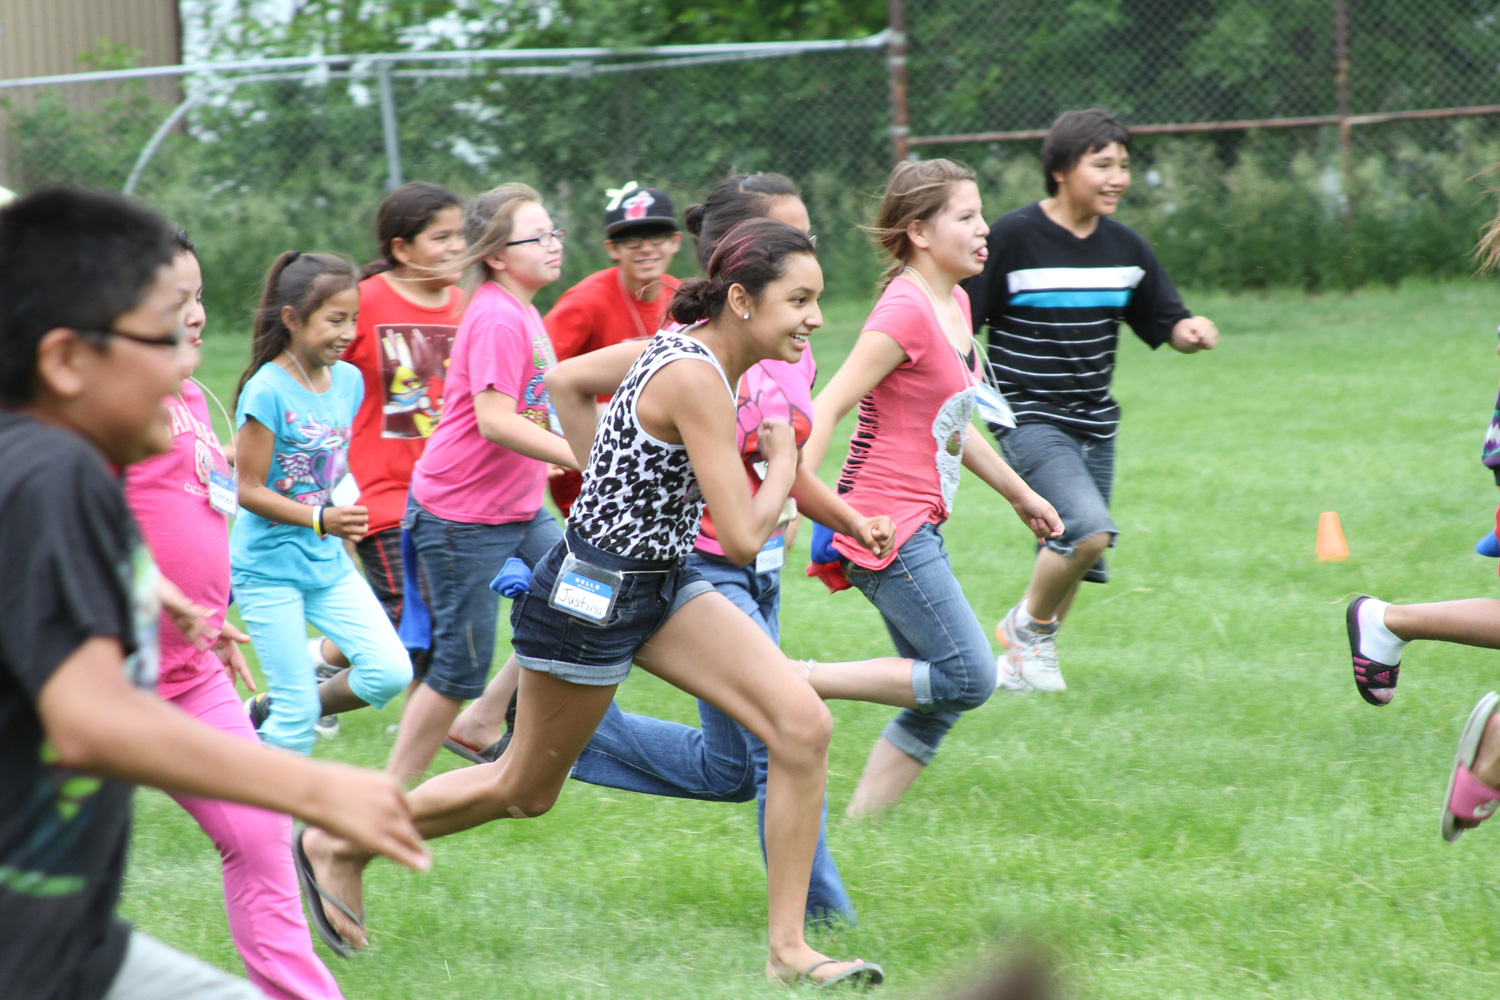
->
[1357,598,1408,666]
[1016,601,1058,632]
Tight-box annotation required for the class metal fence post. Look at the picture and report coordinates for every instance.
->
[887,0,910,163]
[377,61,403,191]
[1334,0,1354,225]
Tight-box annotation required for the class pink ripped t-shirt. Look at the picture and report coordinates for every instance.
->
[410,281,558,525]
[833,275,979,571]
[123,381,233,697]
[694,348,817,558]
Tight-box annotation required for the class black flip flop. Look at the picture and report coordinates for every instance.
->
[796,959,885,990]
[292,824,365,958]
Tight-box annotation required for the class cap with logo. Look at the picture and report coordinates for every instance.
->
[604,181,679,238]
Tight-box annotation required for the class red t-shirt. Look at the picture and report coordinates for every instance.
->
[544,266,681,364]
[344,274,464,534]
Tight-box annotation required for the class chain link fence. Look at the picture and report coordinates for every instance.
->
[904,0,1500,290]
[0,38,892,322]
[5,0,1500,307]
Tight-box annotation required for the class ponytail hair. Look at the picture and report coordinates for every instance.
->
[433,182,542,291]
[358,181,463,280]
[868,158,977,292]
[235,251,357,404]
[684,172,801,271]
[667,218,816,326]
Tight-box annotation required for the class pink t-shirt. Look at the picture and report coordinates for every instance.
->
[123,380,233,697]
[694,349,817,558]
[411,281,558,524]
[833,275,979,571]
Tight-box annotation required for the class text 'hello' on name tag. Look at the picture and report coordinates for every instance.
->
[547,553,623,624]
[208,470,238,516]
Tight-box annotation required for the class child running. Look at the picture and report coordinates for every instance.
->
[308,183,467,733]
[122,232,346,997]
[804,159,1063,819]
[301,218,884,988]
[233,252,412,754]
[1344,192,1500,842]
[0,186,425,1000]
[963,109,1218,694]
[451,171,897,925]
[384,183,577,786]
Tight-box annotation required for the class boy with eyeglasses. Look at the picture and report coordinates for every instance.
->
[544,181,683,514]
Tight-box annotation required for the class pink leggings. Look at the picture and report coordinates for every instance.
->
[166,669,343,1000]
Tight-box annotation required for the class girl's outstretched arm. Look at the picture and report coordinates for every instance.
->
[804,329,905,474]
[472,389,579,470]
[544,339,651,468]
[961,431,1063,540]
[788,464,895,560]
[236,416,368,540]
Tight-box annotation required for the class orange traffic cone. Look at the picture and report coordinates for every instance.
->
[1317,511,1349,562]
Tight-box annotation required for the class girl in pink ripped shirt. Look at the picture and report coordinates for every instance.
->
[123,233,345,1000]
[803,159,1063,818]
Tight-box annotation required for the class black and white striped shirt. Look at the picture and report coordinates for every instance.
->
[963,202,1190,439]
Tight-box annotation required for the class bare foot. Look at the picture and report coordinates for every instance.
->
[766,947,875,986]
[303,826,372,949]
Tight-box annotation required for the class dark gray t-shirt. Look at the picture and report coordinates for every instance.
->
[0,412,158,1000]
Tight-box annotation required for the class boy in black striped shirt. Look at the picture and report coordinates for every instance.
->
[963,108,1218,693]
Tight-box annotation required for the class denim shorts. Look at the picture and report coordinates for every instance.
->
[511,531,714,686]
[997,421,1117,582]
[406,501,563,700]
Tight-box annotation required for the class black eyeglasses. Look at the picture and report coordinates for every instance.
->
[77,327,188,350]
[613,233,677,251]
[505,229,567,250]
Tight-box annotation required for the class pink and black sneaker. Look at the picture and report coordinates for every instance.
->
[1347,595,1399,706]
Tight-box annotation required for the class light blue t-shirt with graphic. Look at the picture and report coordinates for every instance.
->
[230,361,362,588]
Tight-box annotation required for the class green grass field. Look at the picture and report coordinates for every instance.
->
[124,281,1500,998]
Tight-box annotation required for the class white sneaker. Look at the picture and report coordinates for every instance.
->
[309,637,341,739]
[996,603,1066,693]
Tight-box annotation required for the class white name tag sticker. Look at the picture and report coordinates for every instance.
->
[552,571,614,621]
[755,535,786,574]
[208,470,238,516]
[973,380,1017,429]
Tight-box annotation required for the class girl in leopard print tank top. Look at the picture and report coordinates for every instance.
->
[311,219,886,990]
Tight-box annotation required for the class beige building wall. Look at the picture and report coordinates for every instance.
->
[0,1,182,188]
[0,0,181,80]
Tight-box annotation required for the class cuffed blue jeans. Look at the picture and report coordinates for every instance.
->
[569,549,856,924]
[843,522,997,765]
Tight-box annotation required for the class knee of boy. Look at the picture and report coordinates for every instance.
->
[1074,530,1114,560]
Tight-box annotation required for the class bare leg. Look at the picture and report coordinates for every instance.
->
[805,657,918,708]
[303,667,618,947]
[845,736,924,820]
[385,683,464,786]
[448,655,521,748]
[317,637,351,670]
[1023,533,1111,621]
[633,592,866,985]
[1383,599,1500,648]
[316,670,366,715]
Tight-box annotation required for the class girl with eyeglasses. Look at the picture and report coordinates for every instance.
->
[379,183,579,788]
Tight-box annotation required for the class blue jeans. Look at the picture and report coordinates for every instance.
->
[407,501,562,700]
[843,522,996,765]
[234,568,412,754]
[569,550,856,924]
[998,421,1117,583]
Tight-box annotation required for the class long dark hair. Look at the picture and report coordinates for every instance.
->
[235,251,356,404]
[666,218,816,326]
[358,181,463,280]
[684,172,802,271]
